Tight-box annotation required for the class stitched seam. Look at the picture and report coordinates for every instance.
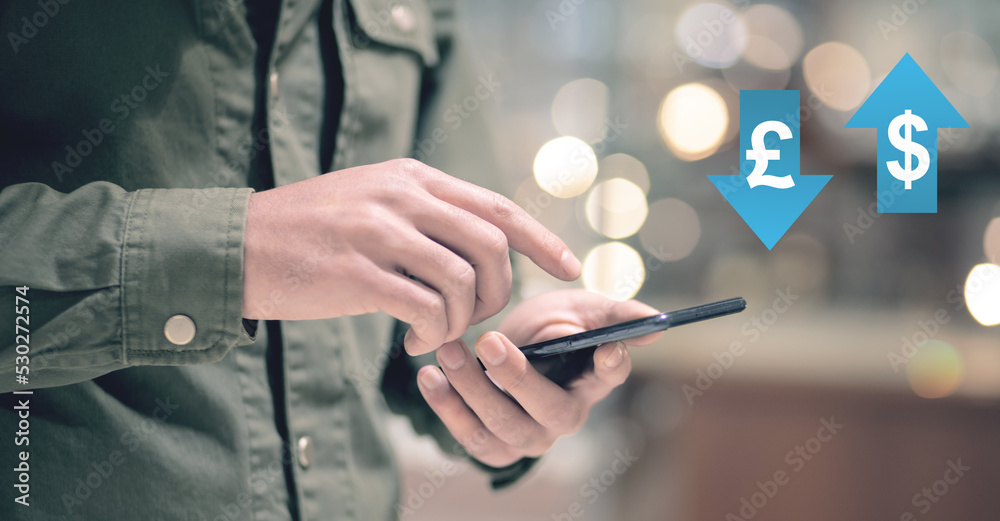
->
[336,0,359,168]
[119,189,141,365]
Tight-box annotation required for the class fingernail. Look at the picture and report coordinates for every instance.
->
[561,249,582,279]
[604,343,625,368]
[419,367,446,390]
[478,333,507,366]
[438,342,466,370]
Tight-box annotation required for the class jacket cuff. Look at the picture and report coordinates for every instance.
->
[120,187,256,365]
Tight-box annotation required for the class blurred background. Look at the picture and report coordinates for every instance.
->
[392,0,1000,519]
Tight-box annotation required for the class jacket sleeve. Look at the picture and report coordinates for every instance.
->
[0,181,256,393]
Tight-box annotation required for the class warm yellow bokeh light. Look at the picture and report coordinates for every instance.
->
[742,4,803,70]
[964,263,1000,326]
[533,136,599,199]
[907,340,963,399]
[803,42,871,111]
[585,178,648,239]
[658,83,729,161]
[599,153,650,194]
[551,78,610,144]
[582,242,645,301]
[639,198,701,262]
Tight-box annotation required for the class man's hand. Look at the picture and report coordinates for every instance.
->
[241,159,581,355]
[416,290,662,467]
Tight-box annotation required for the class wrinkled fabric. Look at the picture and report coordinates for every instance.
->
[0,1,525,519]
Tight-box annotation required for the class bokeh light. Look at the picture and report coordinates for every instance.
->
[803,42,872,111]
[639,198,702,262]
[941,31,999,98]
[674,2,747,69]
[582,242,645,301]
[907,340,964,399]
[533,136,599,198]
[598,153,650,194]
[742,5,803,70]
[964,263,1000,326]
[984,217,1000,262]
[585,178,649,239]
[551,78,611,144]
[959,342,1000,397]
[658,83,729,161]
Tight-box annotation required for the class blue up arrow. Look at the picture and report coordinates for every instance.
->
[709,90,831,250]
[845,53,968,213]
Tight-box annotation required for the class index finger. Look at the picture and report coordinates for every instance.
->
[415,164,581,281]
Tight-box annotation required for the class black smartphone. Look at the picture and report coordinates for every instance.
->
[514,297,746,387]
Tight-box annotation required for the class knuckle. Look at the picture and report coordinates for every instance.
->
[479,291,510,320]
[504,361,532,393]
[489,193,518,221]
[485,227,510,257]
[408,292,445,327]
[545,404,584,433]
[421,296,445,322]
[462,437,503,463]
[393,157,426,177]
[495,423,532,450]
[454,263,477,291]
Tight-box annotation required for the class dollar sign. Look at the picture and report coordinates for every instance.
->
[886,109,930,190]
[745,120,795,189]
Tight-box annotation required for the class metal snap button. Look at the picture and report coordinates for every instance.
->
[164,315,196,346]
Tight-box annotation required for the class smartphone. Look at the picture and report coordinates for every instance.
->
[515,297,746,387]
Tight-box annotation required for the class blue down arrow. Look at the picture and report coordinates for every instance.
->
[709,90,831,250]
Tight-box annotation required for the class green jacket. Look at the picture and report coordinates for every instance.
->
[0,1,527,519]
